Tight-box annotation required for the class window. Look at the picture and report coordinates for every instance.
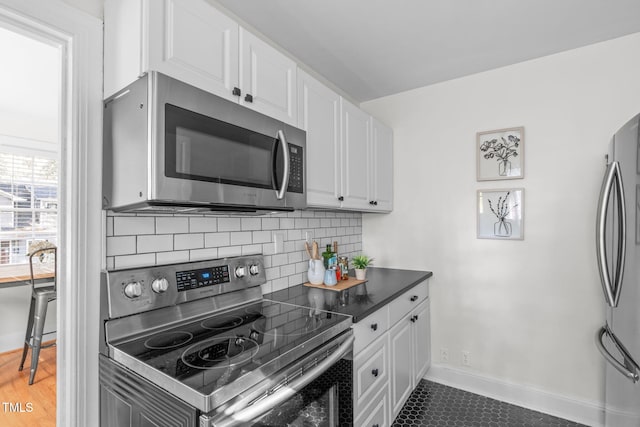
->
[0,153,57,265]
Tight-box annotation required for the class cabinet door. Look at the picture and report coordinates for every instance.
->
[147,0,239,102]
[297,71,341,208]
[340,99,371,210]
[389,315,413,418]
[413,299,431,383]
[370,118,394,212]
[240,28,297,125]
[354,334,389,417]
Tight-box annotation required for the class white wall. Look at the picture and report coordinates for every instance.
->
[361,32,640,409]
[61,0,102,19]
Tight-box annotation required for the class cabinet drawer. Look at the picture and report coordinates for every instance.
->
[388,280,429,326]
[355,385,389,427]
[353,334,388,416]
[353,305,389,354]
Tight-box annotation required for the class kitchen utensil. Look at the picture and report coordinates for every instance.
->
[312,241,319,260]
[304,242,313,259]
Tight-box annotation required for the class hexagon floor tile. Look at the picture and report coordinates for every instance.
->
[391,380,586,427]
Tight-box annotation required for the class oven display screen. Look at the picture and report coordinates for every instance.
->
[176,266,230,292]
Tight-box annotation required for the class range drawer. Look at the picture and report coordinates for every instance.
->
[353,305,389,354]
[388,280,429,326]
[355,385,389,427]
[353,333,389,416]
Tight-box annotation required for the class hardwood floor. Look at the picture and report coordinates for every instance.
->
[0,343,55,427]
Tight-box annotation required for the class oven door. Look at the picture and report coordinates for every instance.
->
[152,72,306,211]
[203,332,354,427]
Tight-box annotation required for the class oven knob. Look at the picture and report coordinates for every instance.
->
[235,336,246,346]
[249,264,260,276]
[235,266,247,278]
[151,277,169,294]
[123,281,142,299]
[249,330,260,341]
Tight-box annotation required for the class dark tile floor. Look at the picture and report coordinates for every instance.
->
[392,380,587,427]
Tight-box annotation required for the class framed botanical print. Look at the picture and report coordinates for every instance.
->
[477,188,524,240]
[477,127,524,181]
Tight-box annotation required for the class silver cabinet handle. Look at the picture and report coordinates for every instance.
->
[275,130,290,200]
[596,161,626,307]
[596,325,639,383]
[212,334,354,426]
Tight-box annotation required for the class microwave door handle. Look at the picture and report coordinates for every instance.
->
[275,130,290,200]
[596,325,640,383]
[596,161,624,307]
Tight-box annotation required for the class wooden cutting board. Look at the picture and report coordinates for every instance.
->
[303,276,367,291]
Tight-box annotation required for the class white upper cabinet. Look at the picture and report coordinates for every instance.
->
[341,98,371,210]
[146,0,239,102]
[240,29,297,125]
[105,0,297,125]
[297,70,341,208]
[370,118,394,212]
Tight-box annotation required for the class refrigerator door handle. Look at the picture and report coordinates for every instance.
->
[596,325,640,383]
[596,160,626,307]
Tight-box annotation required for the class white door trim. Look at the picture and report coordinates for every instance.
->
[0,1,102,426]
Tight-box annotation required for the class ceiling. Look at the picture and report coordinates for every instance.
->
[215,0,640,103]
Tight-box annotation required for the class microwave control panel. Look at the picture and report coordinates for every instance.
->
[288,144,304,193]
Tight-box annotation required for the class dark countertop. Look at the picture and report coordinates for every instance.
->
[265,267,433,323]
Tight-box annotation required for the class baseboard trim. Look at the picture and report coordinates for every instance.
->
[425,364,604,427]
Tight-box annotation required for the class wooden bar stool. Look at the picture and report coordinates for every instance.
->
[18,242,57,385]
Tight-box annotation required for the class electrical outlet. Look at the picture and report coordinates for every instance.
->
[462,351,470,366]
[440,348,449,363]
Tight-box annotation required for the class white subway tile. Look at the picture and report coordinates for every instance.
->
[157,251,190,265]
[230,231,252,245]
[114,253,156,269]
[106,257,115,270]
[263,255,272,268]
[205,232,230,247]
[280,218,295,229]
[271,277,289,292]
[190,248,219,261]
[287,229,302,240]
[295,261,308,274]
[218,246,242,258]
[241,218,262,231]
[156,217,188,234]
[265,267,280,281]
[313,211,326,217]
[242,244,262,255]
[261,218,280,230]
[294,218,308,229]
[331,219,342,227]
[252,230,272,244]
[288,273,303,286]
[288,251,303,264]
[137,235,173,253]
[114,216,155,235]
[283,241,295,253]
[280,264,295,277]
[260,282,272,295]
[175,233,204,250]
[262,242,276,255]
[106,236,136,256]
[106,216,114,237]
[271,253,288,267]
[287,210,302,218]
[325,212,336,218]
[308,219,320,228]
[320,219,331,228]
[190,217,218,233]
[218,218,241,232]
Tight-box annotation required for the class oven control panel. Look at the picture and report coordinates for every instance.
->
[103,255,266,319]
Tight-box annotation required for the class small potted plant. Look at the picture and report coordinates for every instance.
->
[352,254,373,280]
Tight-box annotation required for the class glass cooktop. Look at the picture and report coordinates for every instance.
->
[110,299,352,398]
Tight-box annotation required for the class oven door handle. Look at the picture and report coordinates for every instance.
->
[212,334,354,427]
[274,130,290,200]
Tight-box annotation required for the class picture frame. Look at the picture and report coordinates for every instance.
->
[477,127,524,181]
[477,188,524,240]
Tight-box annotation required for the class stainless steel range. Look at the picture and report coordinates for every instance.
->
[99,255,353,427]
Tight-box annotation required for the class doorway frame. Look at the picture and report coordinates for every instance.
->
[0,1,102,426]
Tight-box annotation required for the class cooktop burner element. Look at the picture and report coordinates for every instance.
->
[201,315,244,331]
[180,336,260,370]
[144,331,194,350]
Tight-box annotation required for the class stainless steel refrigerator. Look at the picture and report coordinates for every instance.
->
[596,113,640,426]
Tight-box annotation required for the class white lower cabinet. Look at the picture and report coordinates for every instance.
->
[352,280,430,426]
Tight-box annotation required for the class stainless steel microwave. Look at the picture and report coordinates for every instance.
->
[103,72,306,214]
